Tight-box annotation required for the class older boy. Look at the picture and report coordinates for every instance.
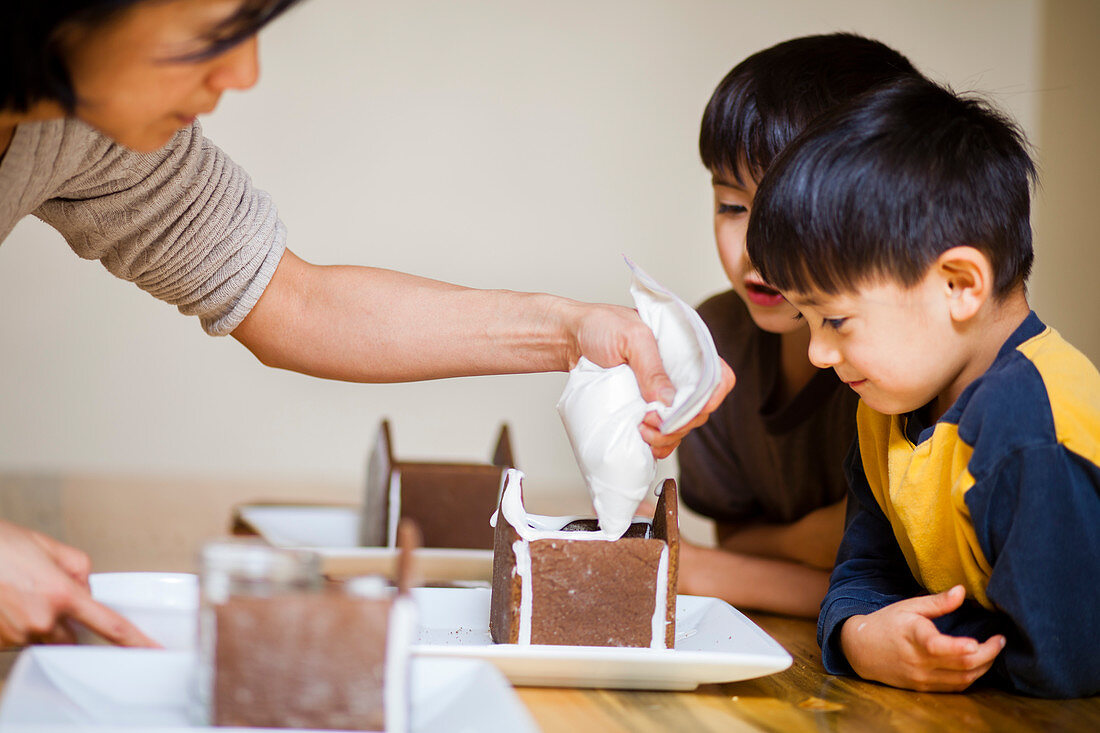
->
[677,33,919,618]
[747,76,1100,697]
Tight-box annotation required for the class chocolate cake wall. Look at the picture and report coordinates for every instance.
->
[528,536,664,646]
[360,420,511,548]
[399,463,503,549]
[213,593,391,730]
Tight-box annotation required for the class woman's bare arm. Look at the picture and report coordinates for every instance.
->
[232,249,735,456]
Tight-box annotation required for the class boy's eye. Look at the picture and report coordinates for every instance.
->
[716,203,747,216]
[823,317,848,331]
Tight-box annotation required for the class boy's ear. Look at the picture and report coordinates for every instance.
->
[935,246,992,323]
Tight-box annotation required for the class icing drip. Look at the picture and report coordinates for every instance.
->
[499,469,630,542]
[513,540,532,645]
[385,469,402,549]
[384,595,416,733]
[650,545,669,649]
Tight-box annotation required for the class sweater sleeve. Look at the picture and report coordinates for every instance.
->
[817,438,927,675]
[960,443,1100,698]
[33,120,286,336]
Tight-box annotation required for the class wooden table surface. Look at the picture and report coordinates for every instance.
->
[515,611,1100,733]
[2,472,1098,731]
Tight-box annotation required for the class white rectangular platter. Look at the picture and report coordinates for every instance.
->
[236,505,493,583]
[412,587,792,690]
[0,647,536,733]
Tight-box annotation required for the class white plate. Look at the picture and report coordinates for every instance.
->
[412,587,792,690]
[236,505,362,548]
[0,647,536,733]
[235,505,494,583]
[78,576,791,692]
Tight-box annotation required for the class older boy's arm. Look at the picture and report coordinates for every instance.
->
[961,444,1100,698]
[678,397,844,572]
[678,540,830,618]
[716,499,846,570]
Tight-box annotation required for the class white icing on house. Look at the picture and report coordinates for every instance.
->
[651,545,670,650]
[494,470,625,542]
[386,469,402,549]
[345,578,415,732]
[384,595,416,733]
[512,540,533,645]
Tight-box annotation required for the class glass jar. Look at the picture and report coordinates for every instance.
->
[192,539,322,725]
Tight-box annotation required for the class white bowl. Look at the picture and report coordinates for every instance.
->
[79,572,199,650]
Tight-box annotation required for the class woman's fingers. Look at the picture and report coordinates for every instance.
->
[30,531,93,587]
[37,620,78,645]
[0,590,31,647]
[65,591,159,648]
[639,422,678,458]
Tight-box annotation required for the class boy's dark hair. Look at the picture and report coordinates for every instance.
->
[747,76,1036,298]
[699,33,919,186]
[2,0,304,114]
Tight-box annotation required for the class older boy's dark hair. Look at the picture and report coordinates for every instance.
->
[699,33,920,185]
[747,77,1036,298]
[1,0,304,114]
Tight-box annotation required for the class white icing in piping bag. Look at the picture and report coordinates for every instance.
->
[557,258,722,539]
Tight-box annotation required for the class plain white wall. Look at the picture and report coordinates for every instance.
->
[1031,0,1100,365]
[0,0,1043,502]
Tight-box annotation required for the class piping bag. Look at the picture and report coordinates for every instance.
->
[556,257,722,539]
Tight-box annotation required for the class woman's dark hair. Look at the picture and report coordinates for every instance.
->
[747,76,1037,298]
[2,0,304,113]
[699,33,920,185]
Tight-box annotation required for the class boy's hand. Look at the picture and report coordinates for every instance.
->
[840,585,1006,692]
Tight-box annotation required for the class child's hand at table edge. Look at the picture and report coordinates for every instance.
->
[839,585,1006,693]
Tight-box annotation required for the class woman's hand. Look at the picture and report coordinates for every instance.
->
[0,520,158,648]
[639,366,734,458]
[840,585,1005,692]
[566,301,735,458]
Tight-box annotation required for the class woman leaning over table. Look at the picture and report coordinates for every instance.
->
[0,0,734,649]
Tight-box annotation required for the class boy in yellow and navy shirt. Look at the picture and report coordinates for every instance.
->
[746,76,1100,697]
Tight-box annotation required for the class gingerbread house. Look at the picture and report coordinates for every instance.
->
[489,469,679,648]
[359,420,513,550]
[207,524,419,730]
